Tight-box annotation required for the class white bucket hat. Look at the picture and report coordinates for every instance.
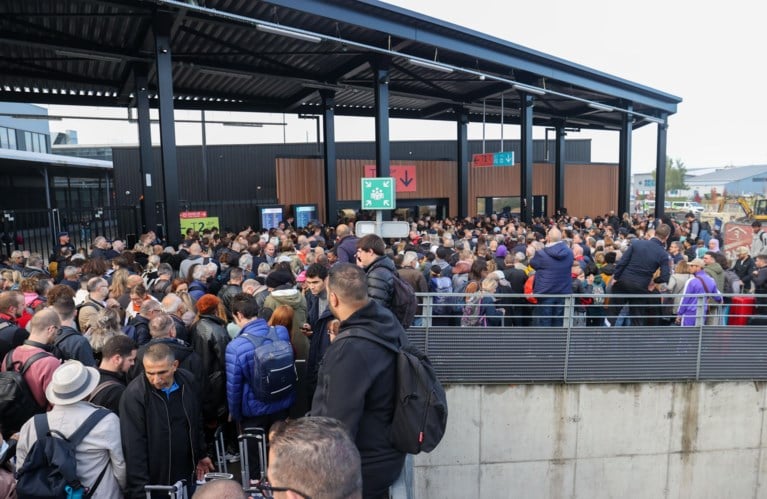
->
[45,360,101,406]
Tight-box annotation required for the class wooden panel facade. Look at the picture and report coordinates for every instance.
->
[276,158,618,221]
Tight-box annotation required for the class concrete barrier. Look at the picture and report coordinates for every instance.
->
[414,382,767,498]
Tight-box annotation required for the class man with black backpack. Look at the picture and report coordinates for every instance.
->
[49,285,97,366]
[15,360,126,498]
[310,263,406,499]
[0,308,61,436]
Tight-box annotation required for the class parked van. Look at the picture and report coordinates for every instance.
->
[671,201,704,213]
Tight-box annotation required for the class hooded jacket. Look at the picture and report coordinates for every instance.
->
[530,242,574,295]
[225,319,295,421]
[703,262,725,294]
[335,235,359,265]
[263,289,309,360]
[310,300,406,498]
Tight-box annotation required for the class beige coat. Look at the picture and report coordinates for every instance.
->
[16,402,126,498]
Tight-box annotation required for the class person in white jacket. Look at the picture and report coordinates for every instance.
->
[16,360,127,498]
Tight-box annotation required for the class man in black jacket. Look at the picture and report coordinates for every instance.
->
[310,263,405,499]
[611,223,672,326]
[89,334,136,414]
[303,263,333,405]
[120,342,213,498]
[355,234,396,309]
[0,291,28,360]
[128,312,205,390]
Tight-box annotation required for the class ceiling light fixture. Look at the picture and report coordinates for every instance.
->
[407,58,454,73]
[568,119,591,126]
[512,83,546,96]
[256,24,322,44]
[588,102,614,112]
[54,49,122,63]
[643,116,665,124]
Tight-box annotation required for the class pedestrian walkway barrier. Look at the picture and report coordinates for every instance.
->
[410,292,767,384]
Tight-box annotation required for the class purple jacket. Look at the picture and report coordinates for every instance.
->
[677,271,722,326]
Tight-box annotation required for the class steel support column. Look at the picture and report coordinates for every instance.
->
[618,106,633,216]
[654,117,668,220]
[320,90,337,225]
[373,60,391,221]
[554,124,566,216]
[456,108,469,218]
[135,68,156,233]
[153,14,180,246]
[519,94,534,223]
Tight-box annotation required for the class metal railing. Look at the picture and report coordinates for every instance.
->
[1,206,139,258]
[409,292,766,384]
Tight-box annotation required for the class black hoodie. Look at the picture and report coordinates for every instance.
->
[310,300,406,498]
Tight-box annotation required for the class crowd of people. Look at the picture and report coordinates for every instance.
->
[0,207,765,498]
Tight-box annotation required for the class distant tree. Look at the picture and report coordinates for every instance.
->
[652,157,688,192]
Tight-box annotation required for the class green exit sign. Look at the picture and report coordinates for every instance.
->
[361,177,396,210]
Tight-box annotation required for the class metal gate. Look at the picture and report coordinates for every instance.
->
[0,206,139,259]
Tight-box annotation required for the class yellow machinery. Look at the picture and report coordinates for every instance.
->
[736,196,767,222]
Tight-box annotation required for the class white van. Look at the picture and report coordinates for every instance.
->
[671,201,704,214]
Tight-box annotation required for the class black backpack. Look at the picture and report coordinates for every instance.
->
[16,408,111,499]
[0,349,51,437]
[52,329,79,361]
[242,326,297,403]
[347,330,448,454]
[390,273,417,329]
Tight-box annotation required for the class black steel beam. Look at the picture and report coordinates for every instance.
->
[135,68,156,234]
[654,118,668,220]
[519,93,534,223]
[373,59,391,221]
[154,13,181,246]
[555,124,566,216]
[456,108,469,218]
[618,106,633,216]
[320,90,337,226]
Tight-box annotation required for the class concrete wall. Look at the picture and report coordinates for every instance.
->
[414,382,767,499]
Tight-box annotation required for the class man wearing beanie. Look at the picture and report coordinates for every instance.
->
[262,270,308,360]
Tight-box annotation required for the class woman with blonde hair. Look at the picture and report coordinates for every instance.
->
[667,259,694,316]
[85,307,122,362]
[109,268,130,301]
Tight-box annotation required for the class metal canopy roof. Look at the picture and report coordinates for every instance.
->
[0,0,681,131]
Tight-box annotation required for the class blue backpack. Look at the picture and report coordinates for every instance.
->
[242,326,297,402]
[430,276,453,316]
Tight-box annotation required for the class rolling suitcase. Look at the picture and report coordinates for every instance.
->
[144,480,187,499]
[213,425,228,474]
[238,427,268,494]
[729,295,756,326]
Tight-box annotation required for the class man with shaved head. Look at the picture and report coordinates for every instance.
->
[334,224,358,265]
[529,227,574,327]
[179,242,205,282]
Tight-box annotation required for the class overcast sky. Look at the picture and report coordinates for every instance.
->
[47,0,767,173]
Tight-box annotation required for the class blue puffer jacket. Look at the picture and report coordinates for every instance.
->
[530,242,574,295]
[225,318,295,421]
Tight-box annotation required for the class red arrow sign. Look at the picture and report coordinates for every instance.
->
[391,165,416,192]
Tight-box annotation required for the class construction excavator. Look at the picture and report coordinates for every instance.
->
[716,195,767,221]
[735,196,767,223]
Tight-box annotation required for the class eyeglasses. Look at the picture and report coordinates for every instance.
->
[256,482,312,499]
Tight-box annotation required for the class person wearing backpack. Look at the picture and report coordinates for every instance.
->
[225,293,296,477]
[1,309,61,425]
[356,234,396,309]
[15,360,126,498]
[49,285,97,366]
[310,263,406,499]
